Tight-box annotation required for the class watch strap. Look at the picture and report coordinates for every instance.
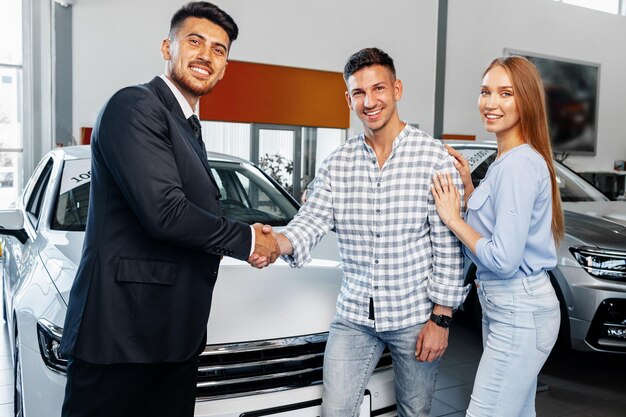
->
[430,313,452,328]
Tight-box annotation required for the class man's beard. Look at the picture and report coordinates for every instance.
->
[169,65,216,97]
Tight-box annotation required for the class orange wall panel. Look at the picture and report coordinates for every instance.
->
[199,61,349,129]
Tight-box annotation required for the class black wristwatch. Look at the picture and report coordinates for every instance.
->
[430,313,452,328]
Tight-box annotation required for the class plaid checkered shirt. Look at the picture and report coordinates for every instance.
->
[282,124,469,331]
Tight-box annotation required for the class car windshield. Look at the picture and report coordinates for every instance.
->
[51,159,299,232]
[210,161,298,225]
[453,146,609,203]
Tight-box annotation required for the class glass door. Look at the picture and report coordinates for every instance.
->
[251,124,302,200]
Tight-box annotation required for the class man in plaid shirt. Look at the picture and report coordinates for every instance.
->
[252,48,467,417]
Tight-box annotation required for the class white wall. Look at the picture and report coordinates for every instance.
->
[445,0,626,172]
[72,0,438,141]
[73,0,626,172]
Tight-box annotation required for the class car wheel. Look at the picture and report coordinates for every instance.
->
[13,329,24,417]
[463,284,482,329]
[549,274,571,353]
[2,279,7,323]
[460,267,482,330]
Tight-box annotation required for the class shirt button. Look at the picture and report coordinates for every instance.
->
[374,260,379,264]
[372,160,376,164]
[376,234,380,238]
[374,286,379,290]
[376,209,381,213]
[377,183,381,187]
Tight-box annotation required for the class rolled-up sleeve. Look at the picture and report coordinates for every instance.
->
[427,155,470,307]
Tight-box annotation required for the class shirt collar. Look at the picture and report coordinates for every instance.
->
[159,74,197,119]
[359,122,412,155]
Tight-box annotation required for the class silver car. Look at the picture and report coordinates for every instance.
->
[452,142,626,354]
[0,146,395,417]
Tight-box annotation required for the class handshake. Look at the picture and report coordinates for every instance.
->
[248,223,291,269]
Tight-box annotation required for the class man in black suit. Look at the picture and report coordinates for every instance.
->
[59,3,279,416]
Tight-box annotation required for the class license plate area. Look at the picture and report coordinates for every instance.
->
[240,394,371,417]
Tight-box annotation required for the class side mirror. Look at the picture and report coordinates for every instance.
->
[0,210,29,244]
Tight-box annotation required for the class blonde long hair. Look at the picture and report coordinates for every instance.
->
[484,56,565,245]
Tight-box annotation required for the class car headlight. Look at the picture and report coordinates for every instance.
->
[570,246,626,281]
[37,319,68,374]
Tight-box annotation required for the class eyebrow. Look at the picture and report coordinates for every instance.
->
[351,81,387,92]
[186,33,229,53]
[481,85,514,89]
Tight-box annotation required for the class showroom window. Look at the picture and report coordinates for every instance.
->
[201,121,345,202]
[553,0,624,15]
[0,0,23,209]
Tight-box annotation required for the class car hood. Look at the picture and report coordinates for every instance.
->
[563,201,626,227]
[41,230,344,345]
[206,231,342,344]
[564,209,626,251]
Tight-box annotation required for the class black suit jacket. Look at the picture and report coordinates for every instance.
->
[59,77,252,364]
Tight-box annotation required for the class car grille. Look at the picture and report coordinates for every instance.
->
[196,333,392,400]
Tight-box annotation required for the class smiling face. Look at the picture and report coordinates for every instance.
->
[161,16,230,108]
[345,64,403,137]
[478,65,522,140]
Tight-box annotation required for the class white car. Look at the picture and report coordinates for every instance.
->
[0,146,396,417]
[452,142,626,354]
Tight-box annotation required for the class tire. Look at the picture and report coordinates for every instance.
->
[549,274,571,353]
[466,285,482,329]
[2,281,7,324]
[13,329,24,417]
[460,267,482,330]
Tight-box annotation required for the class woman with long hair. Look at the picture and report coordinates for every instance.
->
[431,55,564,416]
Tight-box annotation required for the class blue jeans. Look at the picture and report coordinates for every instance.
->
[322,315,439,417]
[467,272,560,417]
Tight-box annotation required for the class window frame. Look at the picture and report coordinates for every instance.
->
[24,157,53,230]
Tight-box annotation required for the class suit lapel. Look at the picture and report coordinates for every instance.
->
[147,77,221,192]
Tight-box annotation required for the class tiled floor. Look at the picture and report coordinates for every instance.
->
[0,310,624,416]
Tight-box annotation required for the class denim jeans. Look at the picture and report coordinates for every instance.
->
[322,315,439,417]
[467,272,560,417]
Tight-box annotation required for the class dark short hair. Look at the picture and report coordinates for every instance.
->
[343,48,396,81]
[169,1,239,44]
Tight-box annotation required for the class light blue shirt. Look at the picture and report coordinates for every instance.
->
[465,144,557,280]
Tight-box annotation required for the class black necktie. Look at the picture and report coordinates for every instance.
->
[188,115,203,142]
[188,115,219,198]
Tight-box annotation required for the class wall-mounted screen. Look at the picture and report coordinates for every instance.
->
[505,49,600,156]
